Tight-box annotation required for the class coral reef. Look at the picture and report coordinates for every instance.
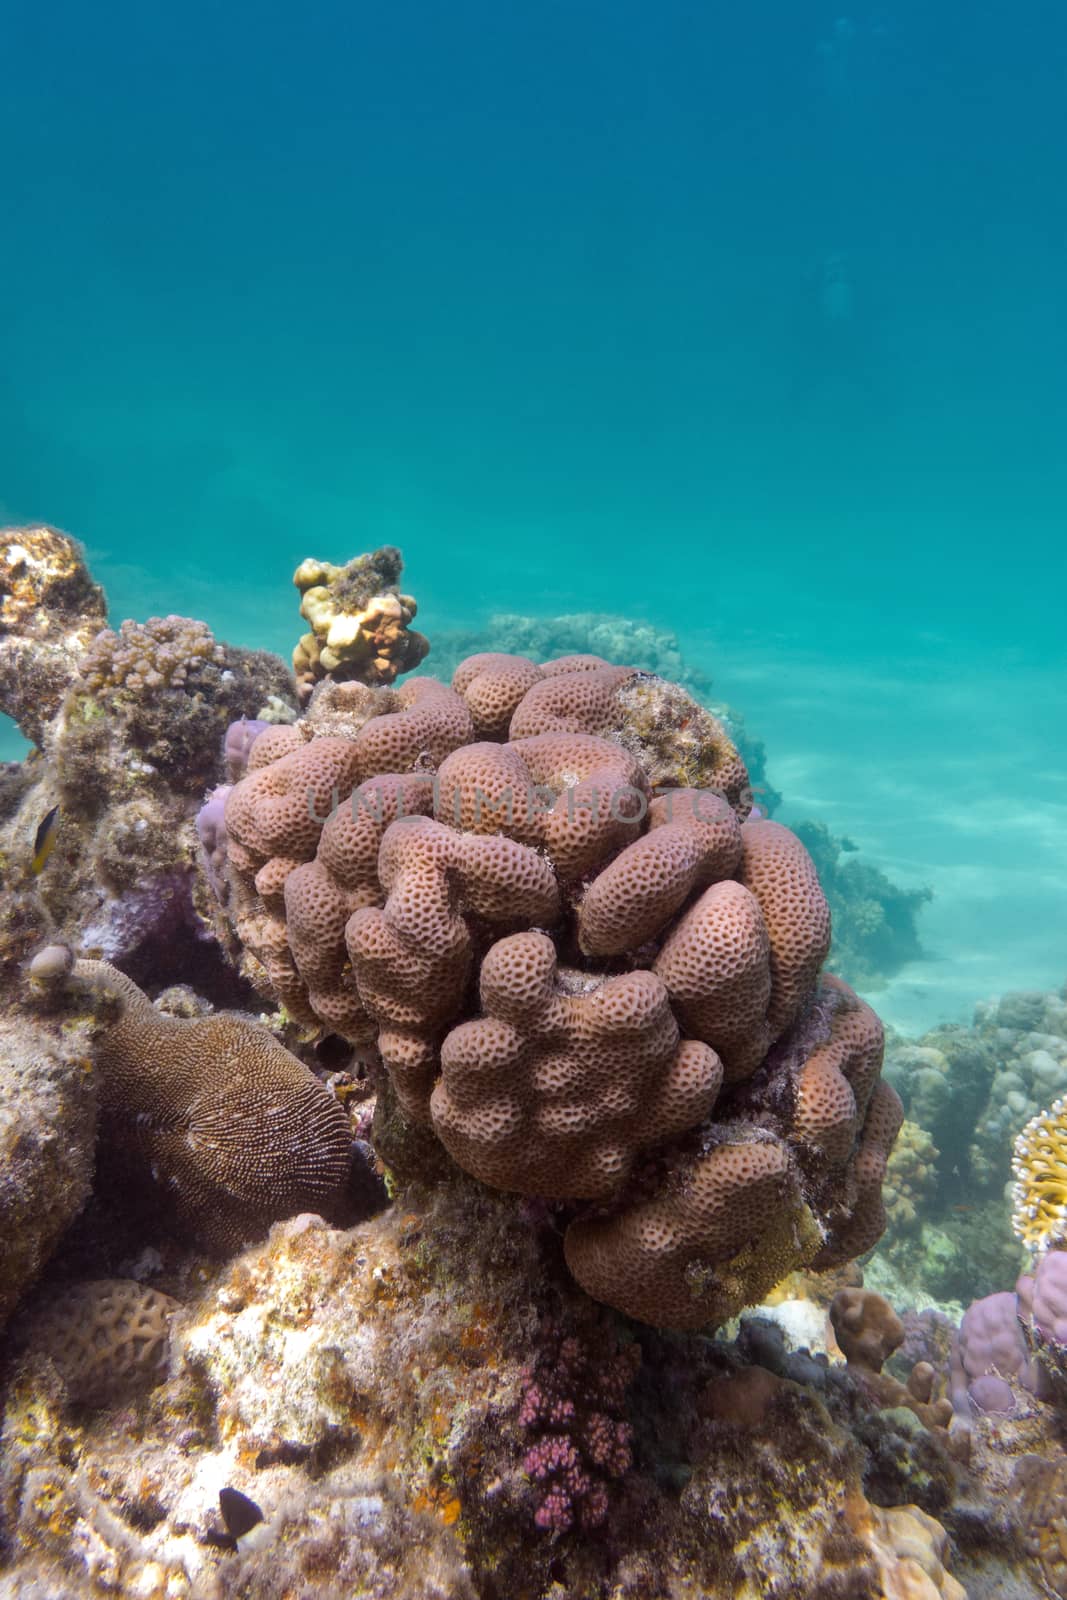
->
[291,548,429,701]
[0,538,298,991]
[792,819,931,989]
[0,1197,1000,1599]
[212,648,903,1327]
[2,538,1054,1598]
[878,982,1067,1305]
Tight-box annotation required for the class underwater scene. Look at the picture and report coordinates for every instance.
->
[1,1,1066,1595]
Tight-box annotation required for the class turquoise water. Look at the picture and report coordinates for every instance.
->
[2,0,1064,1030]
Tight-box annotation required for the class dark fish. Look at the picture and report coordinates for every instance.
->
[31,805,60,875]
[219,1486,264,1542]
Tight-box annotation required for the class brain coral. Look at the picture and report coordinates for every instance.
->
[30,948,353,1253]
[17,1278,179,1407]
[212,650,899,1326]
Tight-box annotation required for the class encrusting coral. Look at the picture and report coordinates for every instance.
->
[211,647,904,1328]
[291,547,429,701]
[13,1279,180,1407]
[29,947,355,1253]
[0,1195,993,1600]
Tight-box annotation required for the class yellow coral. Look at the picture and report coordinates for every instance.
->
[292,549,429,700]
[1012,1095,1067,1251]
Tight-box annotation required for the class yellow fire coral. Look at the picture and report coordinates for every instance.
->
[1012,1094,1067,1251]
[292,547,429,701]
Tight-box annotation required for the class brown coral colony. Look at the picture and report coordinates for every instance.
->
[220,647,902,1327]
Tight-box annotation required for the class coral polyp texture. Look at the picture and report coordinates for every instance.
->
[30,948,354,1252]
[291,546,429,701]
[213,649,902,1327]
[16,1279,180,1407]
[1012,1095,1067,1252]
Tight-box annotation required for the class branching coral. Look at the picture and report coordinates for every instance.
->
[518,1324,640,1532]
[211,650,901,1327]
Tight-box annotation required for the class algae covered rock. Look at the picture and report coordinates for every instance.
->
[0,524,107,749]
[0,1010,97,1332]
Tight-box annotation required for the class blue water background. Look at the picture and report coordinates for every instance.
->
[2,0,1065,1029]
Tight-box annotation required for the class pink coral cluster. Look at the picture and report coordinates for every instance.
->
[210,650,902,1327]
[519,1325,640,1532]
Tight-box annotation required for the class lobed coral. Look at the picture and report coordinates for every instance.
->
[214,649,902,1328]
[291,547,429,701]
[830,1287,905,1376]
[432,611,937,988]
[949,1289,1047,1417]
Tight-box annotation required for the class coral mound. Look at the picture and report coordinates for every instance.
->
[212,650,901,1326]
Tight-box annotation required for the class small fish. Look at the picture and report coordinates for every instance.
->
[219,1486,264,1544]
[31,806,60,875]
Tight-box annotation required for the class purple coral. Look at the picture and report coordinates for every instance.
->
[1017,1251,1067,1382]
[949,1290,1046,1417]
[196,784,232,902]
[224,718,271,782]
[519,1325,639,1533]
